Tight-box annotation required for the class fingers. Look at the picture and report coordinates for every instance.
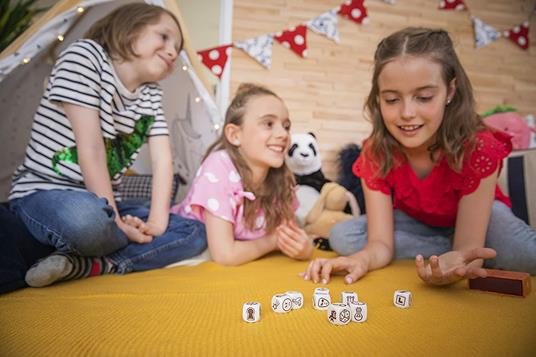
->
[429,255,444,281]
[415,254,430,281]
[462,247,497,263]
[344,262,367,284]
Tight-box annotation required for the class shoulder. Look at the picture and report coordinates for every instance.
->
[199,150,240,182]
[55,39,110,75]
[464,129,512,177]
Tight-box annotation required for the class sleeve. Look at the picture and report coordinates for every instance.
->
[186,152,238,223]
[47,40,102,110]
[461,130,513,195]
[146,85,169,137]
[352,150,391,195]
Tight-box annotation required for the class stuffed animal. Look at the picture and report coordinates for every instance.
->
[286,133,360,241]
[482,105,536,150]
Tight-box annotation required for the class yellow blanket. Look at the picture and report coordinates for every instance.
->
[1,251,535,356]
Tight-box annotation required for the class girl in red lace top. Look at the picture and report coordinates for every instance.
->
[303,27,536,286]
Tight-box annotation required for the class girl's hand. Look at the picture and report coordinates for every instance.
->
[122,215,166,237]
[276,220,313,260]
[117,218,153,243]
[415,247,496,286]
[302,254,370,285]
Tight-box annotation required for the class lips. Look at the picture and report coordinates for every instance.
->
[398,124,423,132]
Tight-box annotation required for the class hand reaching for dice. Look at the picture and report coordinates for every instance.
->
[302,254,370,285]
[415,247,497,286]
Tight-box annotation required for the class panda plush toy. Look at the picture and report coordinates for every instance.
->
[285,132,331,226]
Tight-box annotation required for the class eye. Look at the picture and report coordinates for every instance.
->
[160,33,169,41]
[384,98,398,104]
[418,96,433,102]
[283,120,291,131]
[262,120,273,128]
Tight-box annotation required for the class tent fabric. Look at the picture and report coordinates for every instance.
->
[1,254,535,356]
[0,0,221,201]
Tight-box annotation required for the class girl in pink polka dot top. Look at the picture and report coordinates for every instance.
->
[304,27,536,286]
[171,83,313,265]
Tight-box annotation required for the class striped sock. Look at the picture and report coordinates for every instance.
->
[25,252,116,287]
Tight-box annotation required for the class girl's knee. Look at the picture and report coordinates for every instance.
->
[329,218,367,256]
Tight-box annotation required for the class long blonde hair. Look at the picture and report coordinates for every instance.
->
[204,83,296,233]
[364,27,485,176]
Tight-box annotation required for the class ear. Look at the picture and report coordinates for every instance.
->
[447,78,457,103]
[224,123,242,146]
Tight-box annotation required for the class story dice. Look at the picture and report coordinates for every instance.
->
[242,302,261,323]
[313,288,331,310]
[327,303,352,325]
[341,291,358,305]
[286,291,304,310]
[394,290,412,308]
[272,293,293,313]
[349,301,368,322]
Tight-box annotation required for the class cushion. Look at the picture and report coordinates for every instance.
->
[498,148,536,228]
[118,173,186,202]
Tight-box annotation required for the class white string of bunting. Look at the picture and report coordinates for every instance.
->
[196,0,532,79]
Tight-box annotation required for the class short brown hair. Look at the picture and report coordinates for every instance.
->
[204,83,296,233]
[84,3,184,61]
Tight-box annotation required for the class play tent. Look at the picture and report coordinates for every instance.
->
[0,0,221,201]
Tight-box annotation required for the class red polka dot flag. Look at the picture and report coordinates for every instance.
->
[438,0,467,11]
[338,0,369,25]
[274,25,308,58]
[503,22,530,50]
[197,44,233,79]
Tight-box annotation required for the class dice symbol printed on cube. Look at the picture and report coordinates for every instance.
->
[285,291,304,309]
[242,302,261,323]
[327,303,351,325]
[318,297,330,308]
[339,308,351,323]
[355,307,362,321]
[328,310,337,322]
[349,301,368,322]
[272,294,293,313]
[394,290,412,308]
[341,291,358,305]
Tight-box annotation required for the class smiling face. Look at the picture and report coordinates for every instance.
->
[378,55,455,157]
[130,13,182,83]
[230,94,291,183]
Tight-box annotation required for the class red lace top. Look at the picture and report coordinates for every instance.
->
[354,130,512,227]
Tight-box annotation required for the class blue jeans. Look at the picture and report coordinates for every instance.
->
[10,190,207,273]
[329,201,536,274]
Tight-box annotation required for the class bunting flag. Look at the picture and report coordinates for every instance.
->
[195,0,531,76]
[235,34,274,68]
[338,0,369,25]
[503,21,530,50]
[439,0,466,10]
[306,9,340,43]
[197,44,233,78]
[274,25,308,58]
[472,16,501,49]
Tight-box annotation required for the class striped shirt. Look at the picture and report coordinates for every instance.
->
[9,39,169,200]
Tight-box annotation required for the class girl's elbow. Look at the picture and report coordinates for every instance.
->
[211,251,241,266]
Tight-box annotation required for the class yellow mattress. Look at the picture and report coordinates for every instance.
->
[1,250,535,356]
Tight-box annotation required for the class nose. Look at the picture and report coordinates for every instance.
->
[165,43,178,62]
[401,99,416,120]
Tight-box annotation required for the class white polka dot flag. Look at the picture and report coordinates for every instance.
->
[274,25,308,58]
[235,34,274,69]
[337,0,369,26]
[197,44,233,79]
[472,16,501,49]
[503,22,530,51]
[438,0,466,11]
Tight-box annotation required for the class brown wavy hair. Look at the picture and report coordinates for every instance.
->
[204,83,296,233]
[84,3,184,61]
[364,27,485,176]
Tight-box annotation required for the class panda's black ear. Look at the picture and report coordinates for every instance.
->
[307,132,316,139]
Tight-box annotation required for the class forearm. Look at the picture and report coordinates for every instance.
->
[354,239,393,272]
[210,236,276,266]
[147,161,173,231]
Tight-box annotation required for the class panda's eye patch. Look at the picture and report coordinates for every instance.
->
[308,143,317,156]
[288,143,298,156]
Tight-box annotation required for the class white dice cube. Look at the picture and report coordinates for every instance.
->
[394,290,412,308]
[272,293,293,313]
[285,291,304,310]
[327,303,351,325]
[349,301,368,322]
[341,291,358,305]
[313,291,331,310]
[314,287,330,295]
[242,302,261,323]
